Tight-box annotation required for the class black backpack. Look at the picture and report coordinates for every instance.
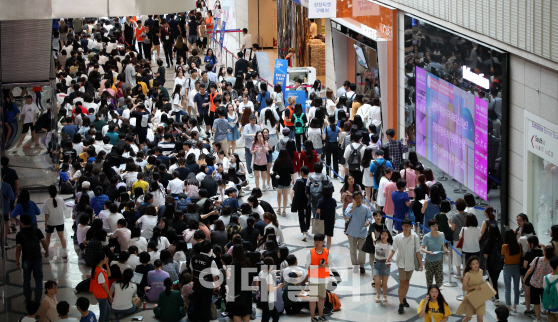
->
[143,164,156,183]
[343,92,356,110]
[347,144,363,171]
[372,160,386,186]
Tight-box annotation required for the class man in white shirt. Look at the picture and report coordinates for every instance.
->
[106,204,125,233]
[310,19,318,38]
[386,219,422,314]
[368,97,382,128]
[17,96,40,148]
[167,171,185,196]
[336,80,350,99]
[241,28,253,59]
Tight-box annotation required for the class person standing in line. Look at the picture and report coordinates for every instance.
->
[421,219,447,288]
[161,19,174,68]
[523,245,553,322]
[502,229,522,313]
[16,215,49,304]
[43,185,68,258]
[343,191,372,274]
[90,253,112,322]
[391,180,411,233]
[386,219,423,314]
[305,233,331,322]
[543,257,558,322]
[242,115,260,178]
[483,224,504,306]
[241,28,253,59]
[450,198,469,278]
[17,95,40,149]
[383,128,409,171]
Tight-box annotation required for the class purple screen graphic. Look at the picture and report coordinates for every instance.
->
[415,67,488,200]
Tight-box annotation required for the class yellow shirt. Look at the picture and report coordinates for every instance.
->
[132,180,149,193]
[138,82,149,95]
[417,299,450,322]
[350,102,361,121]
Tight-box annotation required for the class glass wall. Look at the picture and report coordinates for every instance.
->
[403,15,509,224]
[531,154,558,243]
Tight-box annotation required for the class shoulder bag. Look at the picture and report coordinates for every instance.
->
[456,227,465,249]
[414,234,422,271]
[312,209,325,234]
[524,257,541,286]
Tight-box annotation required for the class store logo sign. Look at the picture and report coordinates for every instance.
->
[463,66,489,89]
[361,24,377,40]
[379,23,392,38]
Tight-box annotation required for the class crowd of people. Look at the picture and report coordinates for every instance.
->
[3,4,557,322]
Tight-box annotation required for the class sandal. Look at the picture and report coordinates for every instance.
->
[383,296,388,302]
[375,296,380,303]
[282,211,286,217]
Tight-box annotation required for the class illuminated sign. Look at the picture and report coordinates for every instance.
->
[463,66,490,89]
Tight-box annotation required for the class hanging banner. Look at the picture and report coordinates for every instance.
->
[308,0,336,18]
[212,17,220,45]
[273,59,288,95]
[219,21,227,53]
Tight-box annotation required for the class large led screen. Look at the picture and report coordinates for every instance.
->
[415,67,489,200]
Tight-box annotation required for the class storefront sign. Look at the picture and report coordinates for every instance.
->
[361,24,377,40]
[273,59,288,96]
[309,0,336,18]
[526,114,558,166]
[353,0,379,17]
[463,66,490,89]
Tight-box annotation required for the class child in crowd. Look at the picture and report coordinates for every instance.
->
[305,233,331,322]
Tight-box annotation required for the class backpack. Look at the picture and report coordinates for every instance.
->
[543,276,558,312]
[176,194,190,212]
[293,113,305,134]
[143,164,156,183]
[326,291,342,311]
[309,177,325,203]
[347,144,363,171]
[343,92,355,110]
[59,176,74,195]
[372,160,386,187]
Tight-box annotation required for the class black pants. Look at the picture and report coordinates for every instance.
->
[143,42,152,60]
[324,142,340,177]
[295,133,304,152]
[349,169,363,188]
[488,268,502,299]
[298,204,311,233]
[193,290,213,322]
[163,43,173,67]
[261,303,279,322]
[137,41,144,58]
[276,108,285,132]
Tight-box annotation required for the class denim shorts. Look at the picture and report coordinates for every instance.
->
[188,35,198,44]
[316,148,323,155]
[277,184,291,189]
[373,261,390,276]
[112,305,137,315]
[266,153,272,163]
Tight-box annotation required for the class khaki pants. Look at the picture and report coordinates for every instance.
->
[548,312,558,322]
[348,236,366,267]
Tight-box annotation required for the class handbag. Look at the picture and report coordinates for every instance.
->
[524,257,540,286]
[406,207,416,222]
[312,213,325,234]
[362,224,383,253]
[456,227,465,249]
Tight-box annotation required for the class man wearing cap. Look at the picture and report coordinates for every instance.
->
[242,115,260,178]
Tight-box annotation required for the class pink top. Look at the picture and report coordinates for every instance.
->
[382,182,398,215]
[341,185,362,210]
[400,169,416,198]
[251,141,269,166]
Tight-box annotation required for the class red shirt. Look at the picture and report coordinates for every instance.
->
[296,150,319,173]
[72,106,88,120]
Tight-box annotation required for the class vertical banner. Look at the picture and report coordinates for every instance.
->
[273,59,288,96]
[219,21,227,53]
[212,17,220,45]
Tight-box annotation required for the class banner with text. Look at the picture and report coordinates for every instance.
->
[285,90,307,106]
[309,0,336,18]
[273,59,288,97]
[219,21,227,53]
[212,17,220,45]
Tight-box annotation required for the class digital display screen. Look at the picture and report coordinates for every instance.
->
[415,67,489,200]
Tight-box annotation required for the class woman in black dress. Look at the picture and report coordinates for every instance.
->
[151,18,161,61]
[316,185,337,250]
[412,174,430,226]
[227,246,254,322]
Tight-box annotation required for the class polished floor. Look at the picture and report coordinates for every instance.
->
[3,153,532,322]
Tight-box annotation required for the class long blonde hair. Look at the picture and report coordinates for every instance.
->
[175,35,184,49]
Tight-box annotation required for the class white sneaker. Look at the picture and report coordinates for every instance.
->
[262,184,267,192]
[302,233,307,241]
[249,173,254,178]
[353,266,359,273]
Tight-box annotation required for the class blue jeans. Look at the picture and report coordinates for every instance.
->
[97,297,111,322]
[172,109,187,122]
[288,126,295,139]
[503,264,520,306]
[23,258,43,303]
[113,305,137,316]
[244,147,253,174]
